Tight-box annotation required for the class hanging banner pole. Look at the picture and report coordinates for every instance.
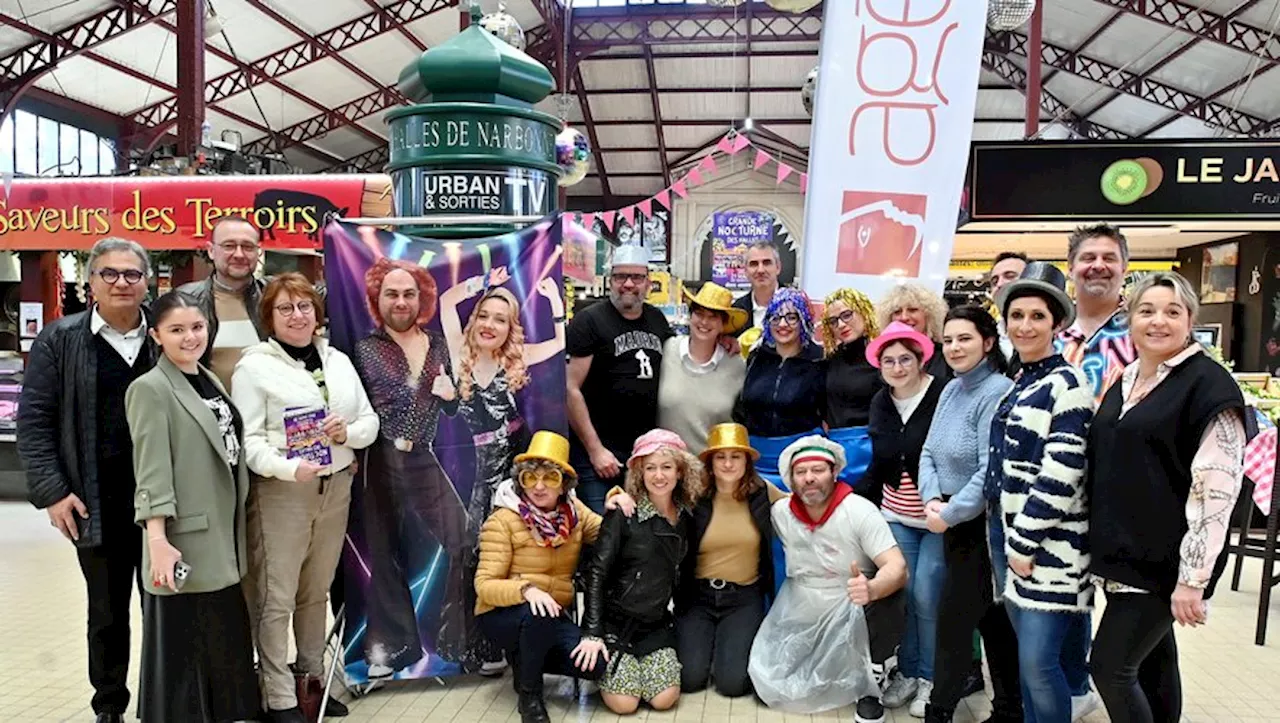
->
[800,1,989,301]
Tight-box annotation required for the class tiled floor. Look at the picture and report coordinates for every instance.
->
[1,500,1278,722]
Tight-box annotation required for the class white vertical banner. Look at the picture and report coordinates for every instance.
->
[800,0,989,302]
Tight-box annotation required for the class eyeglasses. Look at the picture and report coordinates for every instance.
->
[275,301,315,316]
[611,272,648,285]
[95,268,145,285]
[519,468,564,490]
[823,310,858,328]
[880,354,917,369]
[770,312,801,328]
[216,241,261,255]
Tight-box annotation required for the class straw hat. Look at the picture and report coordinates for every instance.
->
[513,431,576,479]
[699,423,760,463]
[683,282,749,334]
[865,320,935,368]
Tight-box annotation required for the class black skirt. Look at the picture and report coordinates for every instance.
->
[139,583,260,723]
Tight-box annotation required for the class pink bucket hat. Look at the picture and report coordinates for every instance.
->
[866,320,934,368]
[627,429,688,468]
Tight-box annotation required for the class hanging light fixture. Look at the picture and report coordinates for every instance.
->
[987,0,1037,31]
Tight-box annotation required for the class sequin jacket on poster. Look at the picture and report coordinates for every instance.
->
[354,327,458,447]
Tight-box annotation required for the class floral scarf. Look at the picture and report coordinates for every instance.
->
[518,497,578,547]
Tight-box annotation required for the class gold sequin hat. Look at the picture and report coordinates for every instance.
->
[513,431,576,479]
[699,423,760,463]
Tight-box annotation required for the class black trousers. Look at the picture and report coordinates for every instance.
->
[1090,591,1181,723]
[866,587,907,667]
[676,580,766,697]
[478,605,608,690]
[75,502,143,715]
[362,444,472,670]
[931,514,1022,718]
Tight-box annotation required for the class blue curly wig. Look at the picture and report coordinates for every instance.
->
[761,287,815,348]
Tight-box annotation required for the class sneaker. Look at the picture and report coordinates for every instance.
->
[855,696,886,723]
[323,696,349,717]
[924,704,953,723]
[960,663,985,697]
[366,663,394,679]
[909,680,933,718]
[1072,691,1101,720]
[479,659,508,678]
[881,670,918,708]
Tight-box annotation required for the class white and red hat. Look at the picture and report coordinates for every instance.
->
[779,435,847,489]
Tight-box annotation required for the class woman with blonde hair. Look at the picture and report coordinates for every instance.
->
[576,429,703,715]
[877,283,951,380]
[821,288,881,490]
[438,266,566,527]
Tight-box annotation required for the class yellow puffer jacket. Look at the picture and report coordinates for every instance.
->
[474,499,603,616]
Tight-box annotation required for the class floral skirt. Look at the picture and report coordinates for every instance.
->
[600,647,681,700]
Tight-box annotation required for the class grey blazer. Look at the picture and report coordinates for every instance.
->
[127,355,249,596]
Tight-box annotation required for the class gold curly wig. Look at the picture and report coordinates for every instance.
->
[876,283,948,341]
[624,446,706,510]
[821,288,879,358]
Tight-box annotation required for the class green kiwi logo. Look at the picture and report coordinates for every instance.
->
[1100,157,1163,205]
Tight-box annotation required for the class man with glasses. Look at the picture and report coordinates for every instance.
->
[732,241,783,335]
[566,244,673,512]
[179,215,267,389]
[18,237,158,723]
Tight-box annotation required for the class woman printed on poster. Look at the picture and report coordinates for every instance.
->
[438,246,567,531]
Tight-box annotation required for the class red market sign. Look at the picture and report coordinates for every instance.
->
[0,174,392,250]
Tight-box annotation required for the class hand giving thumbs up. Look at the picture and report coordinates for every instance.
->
[431,365,457,401]
[847,560,871,606]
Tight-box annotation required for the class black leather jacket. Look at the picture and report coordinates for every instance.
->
[17,309,158,548]
[176,276,267,366]
[582,505,687,648]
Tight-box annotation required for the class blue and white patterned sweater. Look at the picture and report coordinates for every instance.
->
[987,354,1095,613]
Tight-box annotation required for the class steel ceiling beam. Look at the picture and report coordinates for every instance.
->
[242,86,401,156]
[642,47,670,187]
[1090,0,1280,62]
[591,118,810,126]
[176,0,206,157]
[325,145,389,174]
[572,3,820,51]
[358,0,429,52]
[986,29,1269,135]
[0,0,176,121]
[574,66,612,206]
[981,52,1127,139]
[130,0,449,131]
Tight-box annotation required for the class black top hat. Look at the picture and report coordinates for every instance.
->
[994,261,1076,329]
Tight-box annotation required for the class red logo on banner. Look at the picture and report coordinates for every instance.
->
[836,190,926,277]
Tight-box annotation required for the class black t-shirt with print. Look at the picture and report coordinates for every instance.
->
[567,299,673,457]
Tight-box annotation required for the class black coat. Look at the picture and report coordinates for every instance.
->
[733,342,827,438]
[860,378,944,507]
[732,292,757,337]
[583,506,687,655]
[17,309,158,548]
[676,485,774,613]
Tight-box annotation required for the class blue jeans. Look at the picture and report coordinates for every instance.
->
[988,502,1091,722]
[887,522,944,680]
[570,447,625,515]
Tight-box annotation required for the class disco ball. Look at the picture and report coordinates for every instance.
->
[765,0,822,11]
[480,3,526,52]
[707,0,746,6]
[556,127,591,187]
[987,0,1037,31]
[801,65,818,116]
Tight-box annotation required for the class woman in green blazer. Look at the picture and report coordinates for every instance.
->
[127,290,259,723]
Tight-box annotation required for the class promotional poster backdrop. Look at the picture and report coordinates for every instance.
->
[323,218,567,682]
[711,210,774,289]
[801,0,987,301]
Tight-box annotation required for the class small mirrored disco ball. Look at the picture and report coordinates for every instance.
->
[801,66,818,117]
[987,0,1037,31]
[480,3,526,52]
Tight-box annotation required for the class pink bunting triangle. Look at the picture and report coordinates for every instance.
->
[717,134,738,155]
[620,205,635,226]
[687,167,704,186]
[654,189,671,209]
[700,154,718,174]
[754,149,771,171]
[582,212,595,230]
[672,180,688,198]
[602,210,616,231]
[732,134,750,153]
[800,173,809,194]
[638,198,653,218]
[776,163,794,185]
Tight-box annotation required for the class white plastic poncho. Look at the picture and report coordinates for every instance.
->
[748,497,880,714]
